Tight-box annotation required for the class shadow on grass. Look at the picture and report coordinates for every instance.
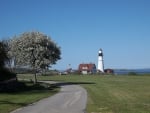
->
[0,81,59,94]
[42,80,95,87]
[0,81,59,107]
[0,100,28,106]
[0,81,94,107]
[56,82,95,86]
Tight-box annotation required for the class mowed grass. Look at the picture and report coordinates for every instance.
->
[2,74,150,113]
[0,81,59,113]
[18,74,150,113]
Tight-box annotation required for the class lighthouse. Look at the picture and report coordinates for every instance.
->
[98,49,104,72]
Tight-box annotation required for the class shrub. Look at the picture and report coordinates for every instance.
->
[128,72,137,75]
[0,68,16,82]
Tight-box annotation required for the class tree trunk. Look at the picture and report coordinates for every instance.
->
[34,69,37,84]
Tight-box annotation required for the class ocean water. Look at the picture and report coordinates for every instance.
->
[114,69,150,75]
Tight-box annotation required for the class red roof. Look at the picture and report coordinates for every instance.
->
[78,63,96,71]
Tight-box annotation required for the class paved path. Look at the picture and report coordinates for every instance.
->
[11,81,87,113]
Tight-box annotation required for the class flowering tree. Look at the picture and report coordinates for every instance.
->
[10,31,61,83]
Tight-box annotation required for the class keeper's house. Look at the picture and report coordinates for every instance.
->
[78,63,96,74]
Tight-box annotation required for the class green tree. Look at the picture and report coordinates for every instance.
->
[10,31,61,83]
[0,41,8,68]
[0,41,16,81]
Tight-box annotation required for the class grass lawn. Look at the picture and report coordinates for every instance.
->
[18,74,150,113]
[2,74,150,113]
[0,80,59,113]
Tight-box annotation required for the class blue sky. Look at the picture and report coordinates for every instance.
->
[0,0,150,70]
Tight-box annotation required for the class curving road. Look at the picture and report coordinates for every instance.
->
[11,82,87,113]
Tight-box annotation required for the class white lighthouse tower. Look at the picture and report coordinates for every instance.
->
[98,49,104,72]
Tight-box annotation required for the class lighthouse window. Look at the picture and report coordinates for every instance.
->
[99,53,103,56]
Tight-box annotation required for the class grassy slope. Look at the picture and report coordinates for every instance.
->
[4,74,150,113]
[29,74,150,113]
[0,81,59,113]
[84,76,150,113]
